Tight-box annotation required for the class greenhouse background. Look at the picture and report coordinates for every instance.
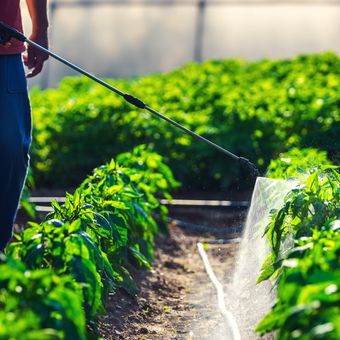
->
[22,0,340,88]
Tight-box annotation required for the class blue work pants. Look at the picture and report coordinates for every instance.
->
[0,54,31,251]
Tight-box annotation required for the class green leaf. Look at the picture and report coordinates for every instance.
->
[92,212,113,239]
[256,304,286,334]
[104,201,129,210]
[128,245,152,269]
[257,254,283,283]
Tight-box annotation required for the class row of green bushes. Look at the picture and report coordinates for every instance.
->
[257,149,340,338]
[30,52,340,190]
[6,146,338,338]
[1,146,179,338]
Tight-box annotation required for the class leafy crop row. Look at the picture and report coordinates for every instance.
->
[30,52,340,190]
[0,256,85,339]
[257,159,340,338]
[266,147,332,180]
[2,145,179,338]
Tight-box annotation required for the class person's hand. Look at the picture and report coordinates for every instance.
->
[1,41,12,48]
[23,31,49,78]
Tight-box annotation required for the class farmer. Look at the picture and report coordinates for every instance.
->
[0,0,49,251]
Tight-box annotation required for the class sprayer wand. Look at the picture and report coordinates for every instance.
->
[0,21,259,177]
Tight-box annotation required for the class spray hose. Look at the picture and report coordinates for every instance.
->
[0,21,259,177]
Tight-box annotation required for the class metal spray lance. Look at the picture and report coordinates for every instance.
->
[0,21,260,178]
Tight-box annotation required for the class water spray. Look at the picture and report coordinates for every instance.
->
[0,21,260,178]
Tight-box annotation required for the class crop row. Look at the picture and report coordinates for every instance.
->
[30,52,340,190]
[4,146,338,338]
[1,145,179,339]
[257,151,340,339]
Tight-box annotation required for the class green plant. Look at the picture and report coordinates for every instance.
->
[6,146,179,336]
[117,144,180,229]
[0,255,86,339]
[30,52,340,190]
[77,159,158,265]
[258,167,339,283]
[257,168,340,339]
[256,221,340,339]
[7,218,115,319]
[266,147,332,180]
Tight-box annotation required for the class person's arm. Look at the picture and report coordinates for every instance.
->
[24,0,49,78]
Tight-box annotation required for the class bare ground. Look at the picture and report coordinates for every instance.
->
[98,222,240,340]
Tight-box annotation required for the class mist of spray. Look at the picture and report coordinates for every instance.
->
[226,177,298,339]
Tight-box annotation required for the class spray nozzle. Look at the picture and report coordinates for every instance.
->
[238,157,260,178]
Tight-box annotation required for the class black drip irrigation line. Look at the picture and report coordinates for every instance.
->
[161,198,250,208]
[169,217,242,237]
[30,204,243,240]
[28,196,245,235]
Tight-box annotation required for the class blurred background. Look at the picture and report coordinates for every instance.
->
[22,0,340,89]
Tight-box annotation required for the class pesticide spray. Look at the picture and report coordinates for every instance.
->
[194,177,298,340]
[226,177,298,339]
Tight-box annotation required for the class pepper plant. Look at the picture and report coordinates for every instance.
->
[258,167,339,284]
[0,255,86,339]
[5,146,179,336]
[257,221,340,339]
[257,166,340,339]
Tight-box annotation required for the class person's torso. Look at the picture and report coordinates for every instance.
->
[0,0,25,55]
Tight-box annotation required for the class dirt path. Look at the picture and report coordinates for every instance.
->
[98,222,241,340]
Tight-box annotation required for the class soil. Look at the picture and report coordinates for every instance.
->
[97,222,241,340]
